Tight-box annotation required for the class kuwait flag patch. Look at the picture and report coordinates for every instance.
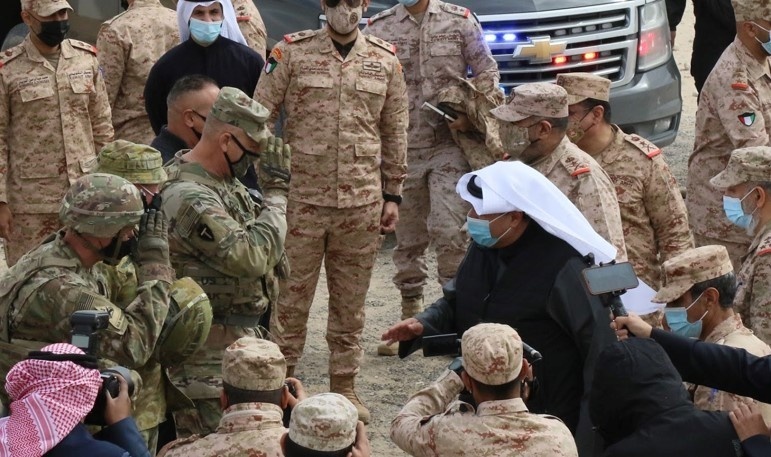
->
[739,112,756,126]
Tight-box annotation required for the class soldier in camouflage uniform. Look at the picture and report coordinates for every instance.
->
[391,323,578,457]
[364,0,500,355]
[282,393,363,457]
[0,173,173,408]
[253,0,408,422]
[687,0,771,270]
[160,86,290,437]
[710,146,771,346]
[97,0,179,144]
[232,0,267,57]
[492,83,628,260]
[0,0,114,267]
[159,337,296,457]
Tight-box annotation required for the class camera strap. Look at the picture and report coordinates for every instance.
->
[25,351,99,369]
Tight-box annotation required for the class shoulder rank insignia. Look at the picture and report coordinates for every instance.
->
[570,167,591,178]
[367,7,397,26]
[365,34,397,54]
[283,29,316,44]
[440,2,471,18]
[731,82,749,91]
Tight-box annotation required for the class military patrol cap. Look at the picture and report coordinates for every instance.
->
[288,393,358,452]
[710,146,771,190]
[461,323,523,385]
[556,72,611,104]
[21,0,72,16]
[653,245,734,303]
[210,86,271,144]
[490,83,569,123]
[95,140,168,185]
[221,337,286,391]
[731,0,771,22]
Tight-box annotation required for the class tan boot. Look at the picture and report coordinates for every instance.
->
[377,295,424,356]
[330,375,370,424]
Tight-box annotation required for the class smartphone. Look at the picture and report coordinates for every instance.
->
[582,262,639,296]
[422,101,457,122]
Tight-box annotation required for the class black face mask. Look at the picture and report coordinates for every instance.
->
[190,111,206,140]
[143,192,163,212]
[121,0,130,10]
[35,19,70,47]
[100,235,137,266]
[224,134,259,179]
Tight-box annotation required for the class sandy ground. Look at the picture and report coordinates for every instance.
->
[0,3,699,455]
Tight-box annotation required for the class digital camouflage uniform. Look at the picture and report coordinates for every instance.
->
[364,0,499,298]
[687,36,771,270]
[557,73,693,289]
[0,34,113,266]
[253,26,408,407]
[160,89,287,437]
[158,338,287,457]
[97,0,179,145]
[232,0,267,58]
[491,83,627,261]
[391,324,578,457]
[0,174,172,407]
[288,393,358,453]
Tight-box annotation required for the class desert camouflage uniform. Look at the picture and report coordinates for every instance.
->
[253,28,408,377]
[0,36,112,266]
[391,370,578,457]
[687,38,771,269]
[232,0,267,57]
[689,314,771,422]
[288,393,359,452]
[364,0,499,296]
[97,0,179,144]
[594,126,693,288]
[735,221,771,345]
[160,154,287,436]
[529,136,628,260]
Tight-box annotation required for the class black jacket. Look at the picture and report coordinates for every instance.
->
[410,220,616,456]
[151,126,189,165]
[45,419,150,457]
[590,338,743,457]
[652,329,771,456]
[691,0,736,93]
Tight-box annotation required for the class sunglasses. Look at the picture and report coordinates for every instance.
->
[325,0,362,7]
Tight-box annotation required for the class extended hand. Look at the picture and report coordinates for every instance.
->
[447,113,473,133]
[611,313,653,340]
[104,375,132,426]
[381,318,424,345]
[730,403,771,441]
[347,421,371,457]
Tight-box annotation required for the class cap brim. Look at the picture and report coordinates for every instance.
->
[490,105,530,123]
[709,170,738,190]
[38,1,73,16]
[566,94,588,105]
[245,126,270,145]
[652,282,690,304]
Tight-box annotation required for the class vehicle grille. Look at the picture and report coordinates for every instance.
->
[477,3,639,94]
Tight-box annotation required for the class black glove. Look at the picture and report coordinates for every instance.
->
[259,136,291,196]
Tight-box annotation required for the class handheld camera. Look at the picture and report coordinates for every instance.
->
[581,255,639,318]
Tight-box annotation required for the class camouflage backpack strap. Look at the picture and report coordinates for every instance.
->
[623,132,662,159]
[283,29,317,44]
[367,7,396,26]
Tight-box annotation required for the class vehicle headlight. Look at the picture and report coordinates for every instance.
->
[637,0,672,71]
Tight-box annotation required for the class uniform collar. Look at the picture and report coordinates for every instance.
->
[747,220,771,255]
[596,124,626,167]
[475,397,528,417]
[395,0,440,23]
[23,34,75,64]
[217,402,284,433]
[734,37,771,82]
[529,135,571,175]
[318,29,368,60]
[129,0,162,7]
[704,314,746,344]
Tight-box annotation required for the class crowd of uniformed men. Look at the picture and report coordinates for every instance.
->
[1,0,771,454]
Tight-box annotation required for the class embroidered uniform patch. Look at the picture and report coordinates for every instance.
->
[739,112,756,126]
[197,223,215,241]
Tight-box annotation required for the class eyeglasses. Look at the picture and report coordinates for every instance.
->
[192,111,207,122]
[325,0,363,8]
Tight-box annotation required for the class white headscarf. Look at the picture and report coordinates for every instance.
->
[456,160,617,264]
[177,0,248,46]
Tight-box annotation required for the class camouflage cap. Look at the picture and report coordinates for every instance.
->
[490,83,568,123]
[95,140,168,185]
[221,337,285,391]
[710,146,771,190]
[288,393,358,452]
[653,245,734,303]
[210,86,271,144]
[731,0,771,22]
[59,173,144,238]
[556,72,611,104]
[20,0,72,16]
[461,323,523,385]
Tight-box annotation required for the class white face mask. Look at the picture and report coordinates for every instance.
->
[325,2,363,35]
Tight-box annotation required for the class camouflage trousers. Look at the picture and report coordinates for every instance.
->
[694,233,749,273]
[132,361,166,451]
[4,213,60,266]
[393,143,470,297]
[271,201,383,376]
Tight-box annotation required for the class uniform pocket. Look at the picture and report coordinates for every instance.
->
[355,78,387,96]
[20,85,54,102]
[297,76,334,89]
[69,72,94,94]
[430,41,462,57]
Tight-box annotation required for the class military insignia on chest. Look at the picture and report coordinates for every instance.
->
[197,224,215,242]
[738,112,756,126]
[362,61,382,72]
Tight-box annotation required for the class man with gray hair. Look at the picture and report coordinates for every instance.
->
[391,323,577,456]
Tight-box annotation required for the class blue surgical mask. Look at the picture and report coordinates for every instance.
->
[398,0,420,6]
[753,22,771,55]
[466,213,510,248]
[189,18,222,46]
[723,188,758,230]
[664,292,707,339]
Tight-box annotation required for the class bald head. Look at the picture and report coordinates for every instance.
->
[166,74,220,148]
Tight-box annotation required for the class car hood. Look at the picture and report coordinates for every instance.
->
[367,0,634,16]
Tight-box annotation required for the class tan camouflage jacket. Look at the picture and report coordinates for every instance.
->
[530,136,627,260]
[364,0,499,149]
[687,38,771,244]
[391,370,579,457]
[0,36,112,213]
[254,28,408,208]
[232,0,267,58]
[159,402,285,457]
[735,221,771,345]
[97,0,179,144]
[593,125,693,288]
[689,314,771,423]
